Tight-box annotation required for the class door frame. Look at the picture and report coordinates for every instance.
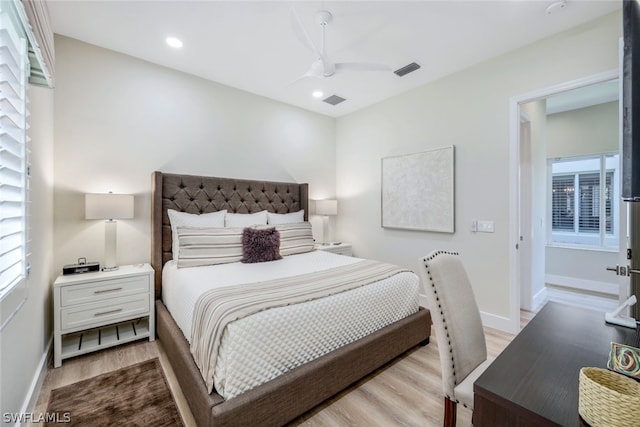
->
[508,69,620,333]
[519,114,533,311]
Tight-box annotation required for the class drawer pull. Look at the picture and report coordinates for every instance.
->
[94,287,123,294]
[94,308,123,317]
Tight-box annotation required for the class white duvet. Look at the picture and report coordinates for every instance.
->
[163,250,419,399]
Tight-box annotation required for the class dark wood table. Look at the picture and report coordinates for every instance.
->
[474,302,640,426]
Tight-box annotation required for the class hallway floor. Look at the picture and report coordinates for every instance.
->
[544,285,619,313]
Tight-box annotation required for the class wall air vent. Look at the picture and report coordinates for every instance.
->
[394,62,421,77]
[323,95,346,106]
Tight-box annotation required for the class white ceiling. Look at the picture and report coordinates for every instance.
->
[48,1,621,118]
[546,78,619,114]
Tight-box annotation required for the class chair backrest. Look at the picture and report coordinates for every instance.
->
[418,250,487,400]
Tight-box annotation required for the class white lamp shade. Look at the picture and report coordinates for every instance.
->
[316,199,338,216]
[85,193,134,220]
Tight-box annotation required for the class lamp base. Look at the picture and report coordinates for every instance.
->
[104,220,119,271]
[322,215,330,244]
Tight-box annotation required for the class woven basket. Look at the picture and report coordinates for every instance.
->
[579,367,640,427]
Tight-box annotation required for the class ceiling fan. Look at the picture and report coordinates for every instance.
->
[290,8,392,80]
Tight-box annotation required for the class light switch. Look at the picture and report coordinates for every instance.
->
[477,220,495,233]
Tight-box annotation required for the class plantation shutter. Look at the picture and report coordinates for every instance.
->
[0,1,29,327]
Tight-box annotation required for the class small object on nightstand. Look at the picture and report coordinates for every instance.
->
[63,257,100,275]
[53,264,155,367]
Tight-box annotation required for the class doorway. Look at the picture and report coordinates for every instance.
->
[509,70,628,332]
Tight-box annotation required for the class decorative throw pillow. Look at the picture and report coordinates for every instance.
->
[167,209,226,259]
[267,210,305,225]
[241,227,282,263]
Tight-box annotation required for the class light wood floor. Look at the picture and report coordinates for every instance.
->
[32,311,535,427]
[545,285,619,313]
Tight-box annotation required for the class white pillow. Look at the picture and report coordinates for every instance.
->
[167,209,226,259]
[225,210,268,227]
[267,210,305,225]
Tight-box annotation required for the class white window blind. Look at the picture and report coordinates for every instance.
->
[0,5,29,304]
[549,154,618,249]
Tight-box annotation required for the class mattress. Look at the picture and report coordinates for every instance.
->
[162,250,419,399]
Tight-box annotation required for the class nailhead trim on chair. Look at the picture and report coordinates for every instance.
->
[423,250,461,391]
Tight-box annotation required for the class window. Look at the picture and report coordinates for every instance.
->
[0,3,29,311]
[549,154,619,249]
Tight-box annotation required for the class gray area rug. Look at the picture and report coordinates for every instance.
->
[46,358,184,426]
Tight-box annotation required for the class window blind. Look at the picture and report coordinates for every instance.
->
[549,154,619,249]
[0,5,28,299]
[19,0,54,87]
[551,175,574,231]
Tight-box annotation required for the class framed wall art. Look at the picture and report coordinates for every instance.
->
[381,146,454,233]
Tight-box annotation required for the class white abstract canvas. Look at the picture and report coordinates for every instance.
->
[381,146,454,232]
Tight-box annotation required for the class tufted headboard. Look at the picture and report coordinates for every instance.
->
[150,171,309,298]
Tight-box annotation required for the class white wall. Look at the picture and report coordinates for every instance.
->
[547,101,618,158]
[0,85,54,423]
[546,247,618,288]
[545,101,619,290]
[53,36,336,274]
[335,11,621,323]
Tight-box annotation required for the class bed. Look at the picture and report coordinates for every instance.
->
[151,171,432,426]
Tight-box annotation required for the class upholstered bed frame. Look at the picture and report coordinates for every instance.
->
[151,171,432,426]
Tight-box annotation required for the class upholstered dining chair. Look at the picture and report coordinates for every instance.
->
[418,250,493,427]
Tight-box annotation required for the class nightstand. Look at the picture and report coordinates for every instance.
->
[315,242,353,256]
[53,264,155,367]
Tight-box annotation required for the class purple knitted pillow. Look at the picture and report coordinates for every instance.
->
[241,227,282,263]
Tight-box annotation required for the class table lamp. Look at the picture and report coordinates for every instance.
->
[85,193,134,271]
[315,199,337,245]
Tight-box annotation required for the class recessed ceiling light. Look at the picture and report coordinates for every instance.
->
[312,91,324,98]
[166,37,183,48]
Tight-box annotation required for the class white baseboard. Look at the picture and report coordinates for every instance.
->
[419,294,516,334]
[532,287,548,311]
[480,311,516,333]
[545,274,618,296]
[17,336,52,426]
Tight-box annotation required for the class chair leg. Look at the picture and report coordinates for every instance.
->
[444,396,457,427]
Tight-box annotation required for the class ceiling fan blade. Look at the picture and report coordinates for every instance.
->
[287,64,324,86]
[334,63,392,73]
[286,74,309,86]
[290,7,321,58]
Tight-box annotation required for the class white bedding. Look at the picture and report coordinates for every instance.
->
[163,250,419,399]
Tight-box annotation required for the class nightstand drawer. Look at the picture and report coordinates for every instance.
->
[60,275,150,307]
[60,294,150,331]
[330,247,352,256]
[315,243,353,256]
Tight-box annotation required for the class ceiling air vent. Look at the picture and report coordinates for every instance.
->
[323,95,346,106]
[394,62,421,77]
